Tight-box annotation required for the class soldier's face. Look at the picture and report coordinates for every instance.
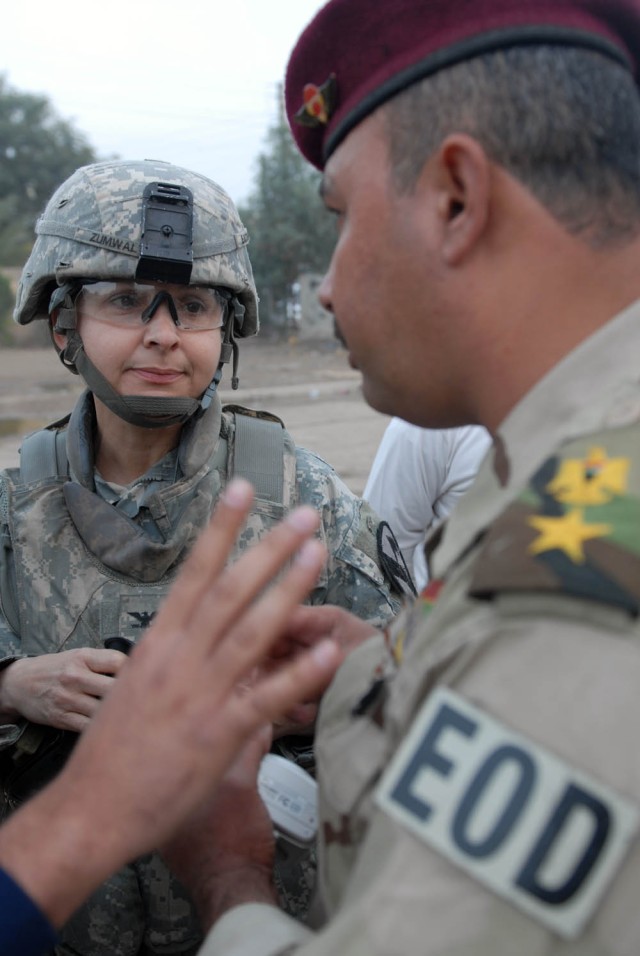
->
[317,112,465,428]
[73,291,223,402]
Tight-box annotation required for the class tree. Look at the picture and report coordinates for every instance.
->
[239,90,335,325]
[0,75,97,266]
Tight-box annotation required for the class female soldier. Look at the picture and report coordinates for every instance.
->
[0,159,401,956]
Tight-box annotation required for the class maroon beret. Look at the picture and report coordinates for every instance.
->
[285,0,640,170]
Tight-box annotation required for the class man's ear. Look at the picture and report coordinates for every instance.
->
[432,134,491,266]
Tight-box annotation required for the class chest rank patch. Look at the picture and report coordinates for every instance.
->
[469,437,640,615]
[375,687,638,939]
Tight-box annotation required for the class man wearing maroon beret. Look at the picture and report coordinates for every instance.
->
[75,1,640,954]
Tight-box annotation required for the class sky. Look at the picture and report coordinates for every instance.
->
[4,0,327,206]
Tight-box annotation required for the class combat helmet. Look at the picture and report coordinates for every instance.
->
[14,159,259,428]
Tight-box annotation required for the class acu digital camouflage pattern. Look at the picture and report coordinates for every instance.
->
[13,159,259,337]
[0,390,400,956]
[55,855,203,956]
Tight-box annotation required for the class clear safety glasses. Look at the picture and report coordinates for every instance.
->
[75,281,227,332]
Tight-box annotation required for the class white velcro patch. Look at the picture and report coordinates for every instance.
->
[375,686,638,938]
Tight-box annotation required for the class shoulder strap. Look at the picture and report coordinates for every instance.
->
[19,425,69,484]
[0,421,68,637]
[0,475,19,636]
[231,411,286,505]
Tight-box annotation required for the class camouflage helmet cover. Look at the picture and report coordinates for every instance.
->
[14,158,259,336]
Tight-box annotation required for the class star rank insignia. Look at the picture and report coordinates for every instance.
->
[294,74,337,127]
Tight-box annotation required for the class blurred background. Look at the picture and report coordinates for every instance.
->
[0,2,391,491]
[1,0,336,339]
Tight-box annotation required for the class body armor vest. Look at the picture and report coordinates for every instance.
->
[0,392,295,654]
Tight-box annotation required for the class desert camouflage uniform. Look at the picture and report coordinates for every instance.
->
[199,301,640,955]
[0,387,400,956]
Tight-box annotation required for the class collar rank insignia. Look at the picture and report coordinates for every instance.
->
[294,74,337,127]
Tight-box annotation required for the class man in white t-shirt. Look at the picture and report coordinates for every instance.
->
[364,419,490,589]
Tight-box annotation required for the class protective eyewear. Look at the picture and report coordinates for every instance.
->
[75,281,227,332]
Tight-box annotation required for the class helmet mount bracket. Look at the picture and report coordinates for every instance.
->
[135,182,194,285]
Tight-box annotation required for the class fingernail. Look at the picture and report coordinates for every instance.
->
[295,539,325,568]
[286,506,320,532]
[311,639,340,669]
[223,479,254,508]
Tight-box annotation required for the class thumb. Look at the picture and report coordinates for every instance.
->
[230,724,273,786]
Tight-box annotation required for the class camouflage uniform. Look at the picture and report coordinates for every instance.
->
[198,301,640,954]
[0,391,397,665]
[0,390,399,955]
[0,159,402,955]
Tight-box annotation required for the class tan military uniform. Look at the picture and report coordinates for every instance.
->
[201,301,640,954]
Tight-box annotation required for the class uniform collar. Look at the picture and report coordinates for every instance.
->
[432,297,640,578]
[67,390,223,489]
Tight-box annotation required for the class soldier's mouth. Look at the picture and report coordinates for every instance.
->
[131,368,184,385]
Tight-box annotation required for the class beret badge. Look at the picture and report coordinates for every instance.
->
[294,74,337,127]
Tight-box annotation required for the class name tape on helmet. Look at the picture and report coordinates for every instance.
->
[375,686,639,938]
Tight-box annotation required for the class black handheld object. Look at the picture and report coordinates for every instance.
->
[104,636,135,655]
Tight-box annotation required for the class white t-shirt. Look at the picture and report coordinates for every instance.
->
[363,419,491,589]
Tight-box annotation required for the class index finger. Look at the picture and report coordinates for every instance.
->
[149,479,256,639]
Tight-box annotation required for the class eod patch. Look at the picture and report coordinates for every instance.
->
[375,687,638,938]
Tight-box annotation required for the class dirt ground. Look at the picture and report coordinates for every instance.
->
[0,335,391,495]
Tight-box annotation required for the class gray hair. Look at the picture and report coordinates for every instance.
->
[383,46,640,247]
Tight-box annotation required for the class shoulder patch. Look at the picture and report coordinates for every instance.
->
[377,521,417,597]
[375,686,639,939]
[469,426,640,615]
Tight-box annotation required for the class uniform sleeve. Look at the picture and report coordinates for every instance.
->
[0,867,58,956]
[295,447,402,627]
[199,605,640,956]
[199,903,312,956]
[202,424,640,956]
[0,499,28,750]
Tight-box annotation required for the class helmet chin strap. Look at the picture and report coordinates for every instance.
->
[75,342,200,428]
[61,330,228,429]
[52,288,241,429]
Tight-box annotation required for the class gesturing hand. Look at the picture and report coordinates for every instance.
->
[163,728,278,925]
[0,478,346,932]
[266,604,380,736]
